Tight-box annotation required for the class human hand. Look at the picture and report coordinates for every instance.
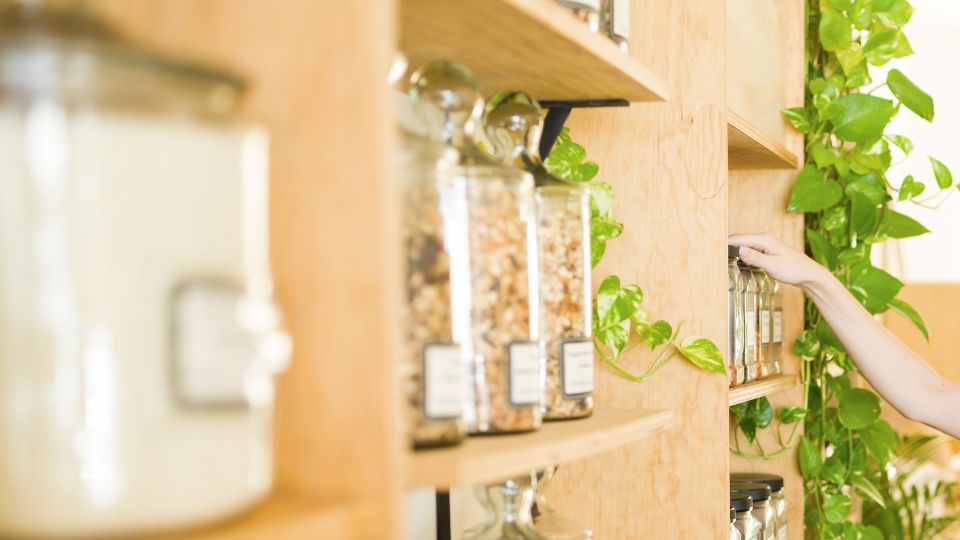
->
[728,233,830,290]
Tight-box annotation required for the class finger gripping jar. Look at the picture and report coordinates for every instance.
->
[412,62,543,434]
[484,91,593,421]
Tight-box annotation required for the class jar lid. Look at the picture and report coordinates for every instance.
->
[731,492,753,512]
[731,472,784,491]
[0,2,245,115]
[728,245,740,259]
[731,481,771,502]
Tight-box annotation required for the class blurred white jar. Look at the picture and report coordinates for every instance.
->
[0,2,290,537]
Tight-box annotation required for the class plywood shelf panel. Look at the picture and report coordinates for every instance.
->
[729,374,799,406]
[408,409,673,489]
[728,110,801,170]
[152,498,372,540]
[400,0,669,102]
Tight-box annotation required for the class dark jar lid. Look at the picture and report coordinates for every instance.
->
[731,472,784,492]
[728,245,740,259]
[731,481,771,502]
[731,492,753,512]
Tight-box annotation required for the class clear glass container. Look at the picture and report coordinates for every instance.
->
[731,482,774,540]
[732,493,760,540]
[484,91,592,421]
[0,3,290,537]
[411,62,542,434]
[757,268,773,379]
[556,0,601,32]
[732,473,787,540]
[464,476,548,540]
[398,112,467,447]
[531,466,593,538]
[731,507,743,540]
[727,247,745,387]
[769,278,783,376]
[738,262,761,383]
[600,0,629,52]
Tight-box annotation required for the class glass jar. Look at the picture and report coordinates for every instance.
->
[601,0,630,52]
[411,62,542,434]
[555,0,601,32]
[732,473,787,540]
[464,476,548,540]
[728,247,745,387]
[757,268,773,379]
[397,101,467,448]
[738,262,761,383]
[732,493,760,540]
[730,507,743,540]
[0,3,290,537]
[531,466,593,538]
[769,278,784,376]
[731,482,774,540]
[484,91,592,421]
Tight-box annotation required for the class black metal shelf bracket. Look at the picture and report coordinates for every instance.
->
[538,98,630,158]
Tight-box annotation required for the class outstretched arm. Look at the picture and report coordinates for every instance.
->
[729,233,960,440]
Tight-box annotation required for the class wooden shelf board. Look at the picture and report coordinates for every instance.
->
[400,0,669,102]
[152,497,372,540]
[727,110,800,170]
[408,409,673,488]
[729,374,799,406]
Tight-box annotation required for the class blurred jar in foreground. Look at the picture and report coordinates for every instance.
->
[0,2,290,537]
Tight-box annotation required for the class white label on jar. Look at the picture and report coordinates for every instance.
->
[774,308,783,344]
[612,0,630,38]
[509,342,542,407]
[423,343,465,419]
[761,309,771,344]
[172,282,255,408]
[562,339,594,396]
[745,309,756,349]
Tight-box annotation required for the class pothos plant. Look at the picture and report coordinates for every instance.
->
[543,128,726,382]
[729,0,960,538]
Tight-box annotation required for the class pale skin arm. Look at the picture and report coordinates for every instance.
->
[729,233,960,440]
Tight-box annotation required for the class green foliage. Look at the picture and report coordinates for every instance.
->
[731,1,960,537]
[549,129,724,384]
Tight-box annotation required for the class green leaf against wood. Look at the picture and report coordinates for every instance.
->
[589,181,615,217]
[787,164,844,212]
[807,228,839,270]
[820,7,853,51]
[845,172,891,204]
[888,298,929,340]
[878,209,929,239]
[838,388,882,429]
[816,319,844,351]
[824,493,853,524]
[782,107,810,133]
[848,263,903,313]
[823,454,848,485]
[849,191,881,240]
[851,473,887,508]
[677,336,725,375]
[778,406,808,424]
[887,69,934,121]
[793,329,821,359]
[897,175,925,201]
[929,156,953,188]
[634,310,672,350]
[828,94,896,143]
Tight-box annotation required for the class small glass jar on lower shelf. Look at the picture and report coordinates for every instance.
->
[732,473,787,540]
[731,482,774,540]
[731,493,759,540]
[464,476,547,540]
[730,506,742,540]
[532,466,593,539]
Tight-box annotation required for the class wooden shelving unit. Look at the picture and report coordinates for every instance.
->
[409,409,672,489]
[400,0,669,102]
[728,110,801,170]
[154,499,372,540]
[729,374,800,406]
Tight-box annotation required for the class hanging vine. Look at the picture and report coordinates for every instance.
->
[731,0,960,538]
